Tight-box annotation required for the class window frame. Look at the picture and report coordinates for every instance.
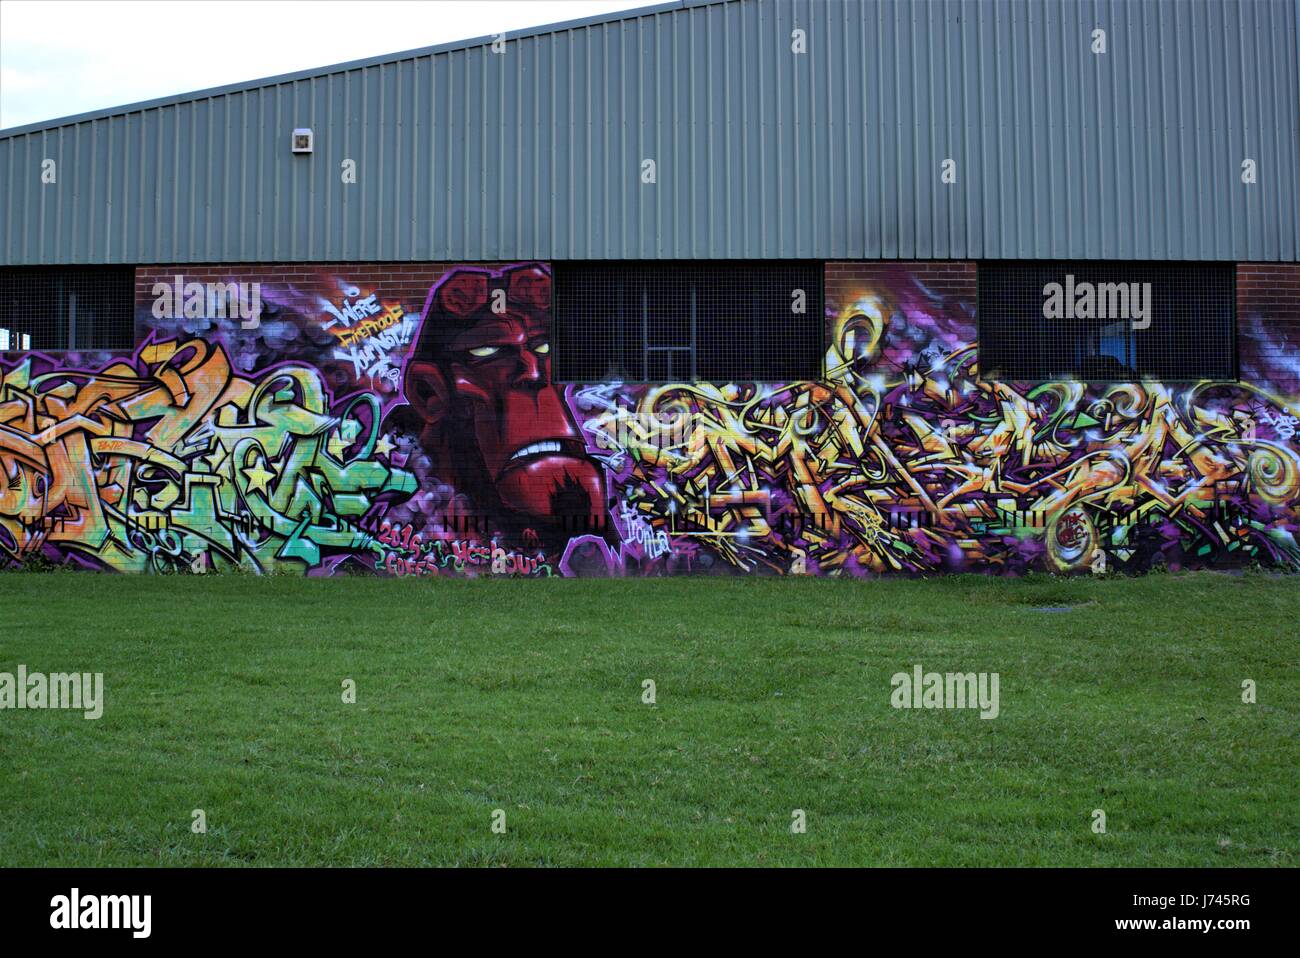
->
[0,266,137,353]
[975,260,1239,384]
[552,260,826,384]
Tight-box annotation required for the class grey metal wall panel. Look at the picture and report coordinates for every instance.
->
[1,0,1296,265]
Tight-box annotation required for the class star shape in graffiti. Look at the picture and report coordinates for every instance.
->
[204,440,228,472]
[242,459,276,495]
[326,420,361,461]
[374,433,395,456]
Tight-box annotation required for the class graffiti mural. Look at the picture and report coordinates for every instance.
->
[589,276,1300,575]
[0,336,414,573]
[1,262,1297,576]
[390,264,607,551]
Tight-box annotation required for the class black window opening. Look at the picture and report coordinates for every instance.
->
[0,266,136,352]
[553,262,823,383]
[978,262,1237,382]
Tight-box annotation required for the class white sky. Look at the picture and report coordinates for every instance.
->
[0,0,651,130]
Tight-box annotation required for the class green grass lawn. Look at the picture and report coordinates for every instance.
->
[0,571,1295,867]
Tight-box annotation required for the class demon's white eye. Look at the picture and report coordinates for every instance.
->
[468,345,500,358]
[533,342,550,354]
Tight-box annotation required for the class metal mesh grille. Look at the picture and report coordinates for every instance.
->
[0,267,135,352]
[978,262,1237,382]
[553,262,823,383]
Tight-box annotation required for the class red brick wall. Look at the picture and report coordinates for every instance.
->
[825,261,976,302]
[137,260,1292,396]
[824,262,978,377]
[828,261,1297,394]
[5,259,1292,577]
[134,262,517,319]
[1237,263,1300,395]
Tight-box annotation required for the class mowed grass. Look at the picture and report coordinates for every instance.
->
[0,571,1295,867]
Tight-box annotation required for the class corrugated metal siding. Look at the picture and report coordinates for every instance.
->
[1,0,1297,265]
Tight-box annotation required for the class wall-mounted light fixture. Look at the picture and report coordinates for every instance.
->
[291,128,314,154]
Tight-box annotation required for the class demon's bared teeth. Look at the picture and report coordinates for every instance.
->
[509,440,563,462]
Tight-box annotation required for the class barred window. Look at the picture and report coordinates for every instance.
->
[978,262,1236,382]
[553,262,823,383]
[0,266,135,352]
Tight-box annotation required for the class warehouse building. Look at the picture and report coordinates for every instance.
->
[0,0,1297,577]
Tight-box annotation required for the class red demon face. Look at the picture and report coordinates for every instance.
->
[401,265,605,530]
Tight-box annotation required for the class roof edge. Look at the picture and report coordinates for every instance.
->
[0,0,717,137]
